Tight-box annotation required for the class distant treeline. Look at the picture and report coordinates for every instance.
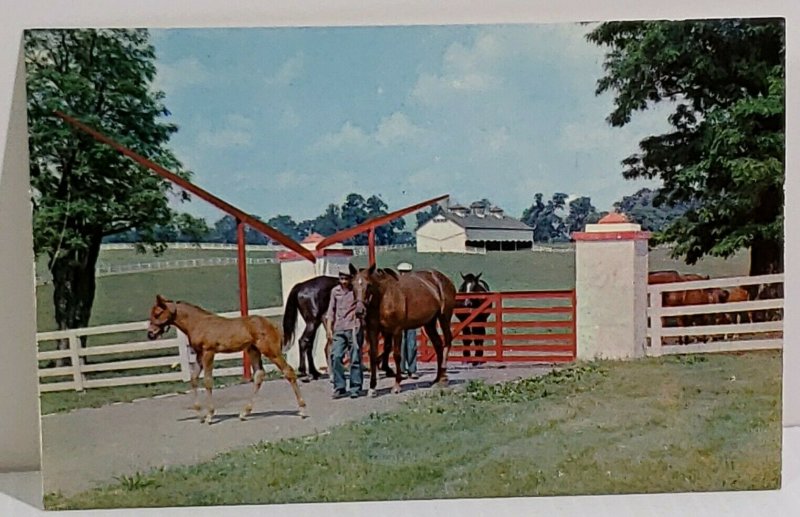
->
[103,188,689,245]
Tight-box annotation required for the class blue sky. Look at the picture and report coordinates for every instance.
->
[150,23,672,225]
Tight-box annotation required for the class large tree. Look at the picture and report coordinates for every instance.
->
[25,29,202,356]
[586,19,785,274]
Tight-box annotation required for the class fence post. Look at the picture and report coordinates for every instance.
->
[177,330,192,382]
[572,213,650,360]
[494,293,503,362]
[649,289,663,357]
[68,334,85,392]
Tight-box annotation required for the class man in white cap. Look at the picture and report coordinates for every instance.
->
[396,261,419,379]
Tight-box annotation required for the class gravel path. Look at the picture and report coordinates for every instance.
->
[41,363,553,496]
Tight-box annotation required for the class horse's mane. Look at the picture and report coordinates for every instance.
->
[175,300,213,315]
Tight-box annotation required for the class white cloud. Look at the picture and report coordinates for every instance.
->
[266,53,304,86]
[312,121,370,151]
[411,33,504,104]
[153,57,210,95]
[196,114,255,149]
[312,112,427,152]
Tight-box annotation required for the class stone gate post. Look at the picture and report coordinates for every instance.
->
[571,213,651,360]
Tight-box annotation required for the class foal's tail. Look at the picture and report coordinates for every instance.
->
[282,285,301,354]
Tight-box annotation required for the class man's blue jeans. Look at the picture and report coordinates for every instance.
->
[401,328,417,375]
[331,327,363,394]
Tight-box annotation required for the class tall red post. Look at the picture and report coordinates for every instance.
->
[237,218,251,380]
[368,226,377,267]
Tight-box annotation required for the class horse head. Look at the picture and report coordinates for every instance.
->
[351,262,378,320]
[147,294,177,340]
[458,272,488,308]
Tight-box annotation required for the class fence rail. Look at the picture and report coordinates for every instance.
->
[37,306,283,393]
[647,273,784,357]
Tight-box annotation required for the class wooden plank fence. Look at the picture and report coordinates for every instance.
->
[647,273,783,357]
[36,306,283,393]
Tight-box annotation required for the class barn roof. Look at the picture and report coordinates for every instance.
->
[442,210,533,231]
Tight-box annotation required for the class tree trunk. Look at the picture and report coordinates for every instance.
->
[750,237,783,276]
[51,234,102,367]
[748,237,784,311]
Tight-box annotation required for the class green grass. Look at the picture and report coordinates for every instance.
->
[44,351,781,509]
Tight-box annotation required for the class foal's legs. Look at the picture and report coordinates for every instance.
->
[189,350,204,412]
[201,351,216,425]
[241,347,265,420]
[264,348,307,418]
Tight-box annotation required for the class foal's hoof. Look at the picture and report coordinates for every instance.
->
[202,414,214,425]
[392,384,401,394]
[368,388,377,398]
[298,408,308,419]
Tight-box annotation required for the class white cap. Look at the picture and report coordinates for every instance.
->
[397,262,413,272]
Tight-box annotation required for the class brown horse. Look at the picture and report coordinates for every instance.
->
[147,295,307,424]
[349,263,456,396]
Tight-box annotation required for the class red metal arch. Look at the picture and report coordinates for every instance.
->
[54,111,318,379]
[315,194,449,265]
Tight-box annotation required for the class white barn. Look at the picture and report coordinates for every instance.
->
[416,202,534,253]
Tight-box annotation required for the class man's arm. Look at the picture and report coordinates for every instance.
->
[325,290,336,338]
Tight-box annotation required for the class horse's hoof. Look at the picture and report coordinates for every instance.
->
[239,413,248,421]
[392,385,401,394]
[301,377,310,384]
[298,408,308,419]
[368,389,377,398]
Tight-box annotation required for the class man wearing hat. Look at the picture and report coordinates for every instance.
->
[396,262,419,379]
[324,268,364,399]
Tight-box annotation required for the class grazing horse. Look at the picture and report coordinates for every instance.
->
[649,271,728,344]
[281,275,397,382]
[350,263,456,396]
[457,272,491,366]
[147,295,307,424]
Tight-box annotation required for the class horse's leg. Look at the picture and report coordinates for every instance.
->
[201,351,216,425]
[473,323,486,367]
[389,332,403,394]
[239,347,265,420]
[266,350,307,418]
[379,333,395,378]
[367,327,380,397]
[438,309,454,380]
[299,321,321,382]
[425,320,446,386]
[189,349,203,413]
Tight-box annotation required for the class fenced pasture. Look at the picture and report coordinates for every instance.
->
[45,351,781,509]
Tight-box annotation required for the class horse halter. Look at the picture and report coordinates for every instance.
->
[148,306,176,339]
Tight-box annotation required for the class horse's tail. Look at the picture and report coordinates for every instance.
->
[282,285,301,354]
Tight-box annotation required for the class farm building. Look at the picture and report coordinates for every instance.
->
[416,201,534,253]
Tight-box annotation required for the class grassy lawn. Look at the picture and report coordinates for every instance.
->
[44,351,781,510]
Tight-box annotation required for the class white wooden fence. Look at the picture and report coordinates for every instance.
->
[94,257,277,277]
[647,273,784,357]
[36,306,283,393]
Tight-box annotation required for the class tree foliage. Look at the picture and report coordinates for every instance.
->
[25,28,200,338]
[586,19,785,274]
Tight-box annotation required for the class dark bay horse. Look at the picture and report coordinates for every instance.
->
[457,272,491,366]
[282,275,395,382]
[147,295,307,424]
[282,275,338,381]
[350,263,456,396]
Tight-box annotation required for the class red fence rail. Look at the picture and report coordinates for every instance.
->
[365,290,576,366]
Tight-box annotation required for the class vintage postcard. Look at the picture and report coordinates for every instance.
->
[25,19,783,510]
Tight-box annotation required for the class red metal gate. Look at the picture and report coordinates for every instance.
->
[418,290,577,363]
[362,290,577,366]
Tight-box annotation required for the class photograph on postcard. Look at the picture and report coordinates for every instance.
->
[22,19,784,510]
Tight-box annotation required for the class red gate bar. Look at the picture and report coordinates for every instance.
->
[315,194,449,267]
[54,111,319,380]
